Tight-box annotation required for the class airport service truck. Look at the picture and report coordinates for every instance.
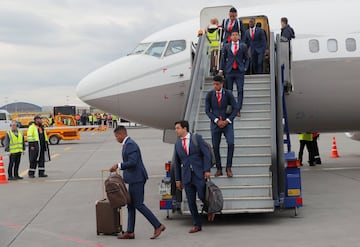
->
[0,114,107,146]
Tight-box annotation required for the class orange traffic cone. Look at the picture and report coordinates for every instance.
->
[331,137,340,158]
[0,155,8,184]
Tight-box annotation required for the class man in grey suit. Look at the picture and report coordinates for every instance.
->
[110,126,165,240]
[174,120,214,233]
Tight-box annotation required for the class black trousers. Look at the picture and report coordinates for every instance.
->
[29,149,45,175]
[298,140,315,164]
[8,153,22,177]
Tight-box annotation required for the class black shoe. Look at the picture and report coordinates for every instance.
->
[8,177,17,181]
[39,174,48,178]
[309,162,316,166]
[315,159,322,165]
[15,176,23,180]
[28,174,35,178]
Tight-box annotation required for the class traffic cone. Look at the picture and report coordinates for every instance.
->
[0,155,8,184]
[331,137,340,158]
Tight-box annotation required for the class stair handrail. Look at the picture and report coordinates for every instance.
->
[183,34,211,132]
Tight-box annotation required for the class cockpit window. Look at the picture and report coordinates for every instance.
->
[164,40,186,56]
[145,41,167,57]
[129,43,151,55]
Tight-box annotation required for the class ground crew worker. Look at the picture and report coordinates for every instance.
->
[206,18,221,75]
[298,133,315,166]
[4,120,25,180]
[112,115,118,128]
[312,133,322,165]
[75,114,81,125]
[88,114,93,125]
[27,116,50,178]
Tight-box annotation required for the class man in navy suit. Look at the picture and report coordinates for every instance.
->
[205,76,238,177]
[221,7,245,44]
[219,30,249,116]
[245,18,268,74]
[110,126,165,240]
[174,120,213,233]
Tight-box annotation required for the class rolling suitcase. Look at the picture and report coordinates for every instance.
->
[96,169,123,235]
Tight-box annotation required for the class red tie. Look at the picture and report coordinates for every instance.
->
[217,91,221,106]
[182,137,188,155]
[227,20,234,42]
[217,91,223,120]
[251,28,255,40]
[232,42,238,69]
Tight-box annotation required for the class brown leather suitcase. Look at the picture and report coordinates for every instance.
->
[95,169,123,235]
[95,199,122,235]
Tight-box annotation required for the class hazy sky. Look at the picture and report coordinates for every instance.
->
[0,0,292,107]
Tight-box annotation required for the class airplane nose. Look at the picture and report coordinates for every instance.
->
[76,55,146,102]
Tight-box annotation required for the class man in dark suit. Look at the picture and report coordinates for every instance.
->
[174,120,213,233]
[221,7,245,44]
[219,30,249,116]
[205,76,238,177]
[245,17,268,74]
[110,126,165,240]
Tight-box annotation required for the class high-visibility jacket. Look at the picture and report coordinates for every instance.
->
[207,29,220,51]
[27,124,48,143]
[299,133,313,141]
[88,115,93,122]
[7,130,24,154]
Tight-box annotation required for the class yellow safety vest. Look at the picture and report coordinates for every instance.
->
[299,133,313,141]
[27,124,48,143]
[7,130,23,154]
[207,30,220,51]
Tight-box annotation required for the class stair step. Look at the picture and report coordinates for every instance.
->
[212,174,272,186]
[197,111,271,120]
[202,135,271,145]
[210,164,271,176]
[196,119,271,129]
[199,102,271,111]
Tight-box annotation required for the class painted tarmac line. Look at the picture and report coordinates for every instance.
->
[0,221,104,247]
[64,147,71,151]
[302,166,360,172]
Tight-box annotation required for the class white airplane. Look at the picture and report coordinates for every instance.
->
[76,0,360,141]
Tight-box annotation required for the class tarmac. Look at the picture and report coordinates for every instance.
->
[1,127,360,247]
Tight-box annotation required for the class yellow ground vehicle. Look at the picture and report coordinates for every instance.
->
[11,112,51,127]
[0,114,107,146]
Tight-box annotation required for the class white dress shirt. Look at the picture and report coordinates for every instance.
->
[117,136,130,169]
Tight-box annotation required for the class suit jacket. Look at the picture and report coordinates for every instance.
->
[245,27,267,53]
[220,41,249,74]
[120,137,148,184]
[205,89,238,130]
[222,18,245,42]
[174,133,210,185]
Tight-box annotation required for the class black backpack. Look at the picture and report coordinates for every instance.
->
[191,133,216,168]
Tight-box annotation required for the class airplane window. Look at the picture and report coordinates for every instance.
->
[164,40,186,56]
[145,41,167,57]
[309,39,319,53]
[346,38,356,52]
[327,39,338,52]
[129,43,151,55]
[0,113,6,120]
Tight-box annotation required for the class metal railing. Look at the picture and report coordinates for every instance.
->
[183,35,211,132]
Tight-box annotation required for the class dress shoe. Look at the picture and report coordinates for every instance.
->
[28,174,35,178]
[39,174,48,178]
[237,112,241,117]
[189,226,202,233]
[309,162,316,167]
[151,224,165,239]
[208,212,215,222]
[117,232,135,239]
[214,170,223,177]
[15,176,23,180]
[8,177,17,181]
[226,168,233,178]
